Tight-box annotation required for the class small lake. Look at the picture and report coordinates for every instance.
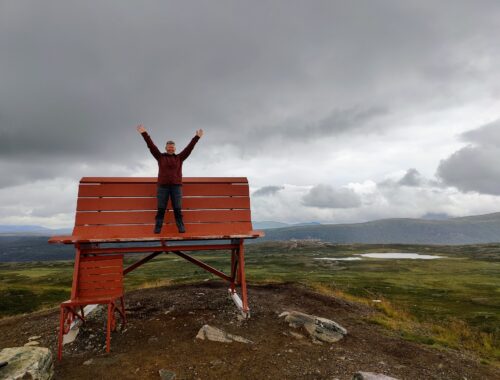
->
[359,253,446,259]
[314,257,362,261]
[315,252,446,261]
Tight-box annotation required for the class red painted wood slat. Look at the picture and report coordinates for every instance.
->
[79,260,123,269]
[80,255,124,262]
[73,222,254,238]
[77,288,123,298]
[76,197,250,211]
[50,230,264,244]
[78,183,249,197]
[80,177,248,184]
[78,275,123,289]
[79,267,122,278]
[78,283,123,291]
[75,209,251,226]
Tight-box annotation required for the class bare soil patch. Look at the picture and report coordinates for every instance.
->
[0,282,497,379]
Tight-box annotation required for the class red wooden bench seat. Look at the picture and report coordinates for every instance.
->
[50,177,263,358]
[50,177,263,243]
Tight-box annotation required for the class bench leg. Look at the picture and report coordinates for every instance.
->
[58,306,64,361]
[120,297,127,326]
[238,241,249,315]
[229,248,238,292]
[106,303,112,353]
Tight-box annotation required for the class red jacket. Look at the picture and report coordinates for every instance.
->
[141,132,200,185]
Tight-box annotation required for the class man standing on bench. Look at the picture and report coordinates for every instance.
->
[136,124,203,234]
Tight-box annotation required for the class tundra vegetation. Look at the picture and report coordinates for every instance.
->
[0,241,498,363]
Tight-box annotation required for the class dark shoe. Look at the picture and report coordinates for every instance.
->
[154,219,163,234]
[174,208,185,233]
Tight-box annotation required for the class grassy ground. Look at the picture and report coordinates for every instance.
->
[0,241,498,362]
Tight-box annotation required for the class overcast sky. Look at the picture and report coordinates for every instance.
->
[1,1,500,228]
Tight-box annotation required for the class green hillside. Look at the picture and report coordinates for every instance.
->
[259,212,500,244]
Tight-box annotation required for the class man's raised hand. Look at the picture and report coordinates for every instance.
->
[196,129,204,138]
[136,124,146,134]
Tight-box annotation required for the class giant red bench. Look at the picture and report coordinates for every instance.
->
[49,177,264,355]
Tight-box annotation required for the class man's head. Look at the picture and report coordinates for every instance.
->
[165,140,176,154]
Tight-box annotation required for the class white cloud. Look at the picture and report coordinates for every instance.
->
[437,119,500,195]
[250,175,500,225]
[302,184,362,209]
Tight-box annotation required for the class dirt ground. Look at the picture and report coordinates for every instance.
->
[0,282,498,380]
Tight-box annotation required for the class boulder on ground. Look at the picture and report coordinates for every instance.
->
[353,372,400,380]
[196,325,253,344]
[24,341,40,347]
[0,346,54,380]
[159,368,176,380]
[279,310,347,343]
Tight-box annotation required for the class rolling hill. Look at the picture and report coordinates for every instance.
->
[258,212,500,245]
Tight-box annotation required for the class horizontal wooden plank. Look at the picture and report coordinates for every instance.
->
[78,283,122,290]
[76,209,251,226]
[65,296,121,304]
[78,288,122,296]
[79,267,123,276]
[78,183,249,197]
[80,177,248,184]
[79,273,123,282]
[77,288,123,298]
[77,197,250,211]
[73,222,254,238]
[80,254,123,262]
[79,282,123,291]
[49,230,265,244]
[78,276,123,289]
[79,259,122,269]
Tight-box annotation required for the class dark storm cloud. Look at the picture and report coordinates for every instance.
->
[302,184,361,209]
[437,120,500,195]
[252,185,284,197]
[1,0,500,187]
[398,168,423,187]
[461,120,500,147]
[377,168,442,190]
[245,105,389,144]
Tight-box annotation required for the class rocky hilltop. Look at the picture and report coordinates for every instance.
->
[0,283,498,379]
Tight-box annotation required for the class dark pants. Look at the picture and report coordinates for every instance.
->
[155,184,184,231]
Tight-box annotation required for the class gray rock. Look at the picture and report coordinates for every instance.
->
[196,325,253,344]
[159,368,176,380]
[0,347,54,380]
[148,336,159,343]
[353,372,400,380]
[289,331,305,340]
[24,341,40,347]
[279,311,347,343]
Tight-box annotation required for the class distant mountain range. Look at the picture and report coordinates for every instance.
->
[0,222,320,235]
[257,212,500,245]
[253,221,321,229]
[1,212,499,260]
[0,225,71,236]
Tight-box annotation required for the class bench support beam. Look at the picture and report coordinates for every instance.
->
[172,250,231,281]
[123,251,164,275]
[76,239,251,317]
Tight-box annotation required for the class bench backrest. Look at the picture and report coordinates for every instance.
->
[76,254,124,299]
[73,177,257,239]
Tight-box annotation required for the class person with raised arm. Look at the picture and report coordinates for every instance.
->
[136,124,203,234]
